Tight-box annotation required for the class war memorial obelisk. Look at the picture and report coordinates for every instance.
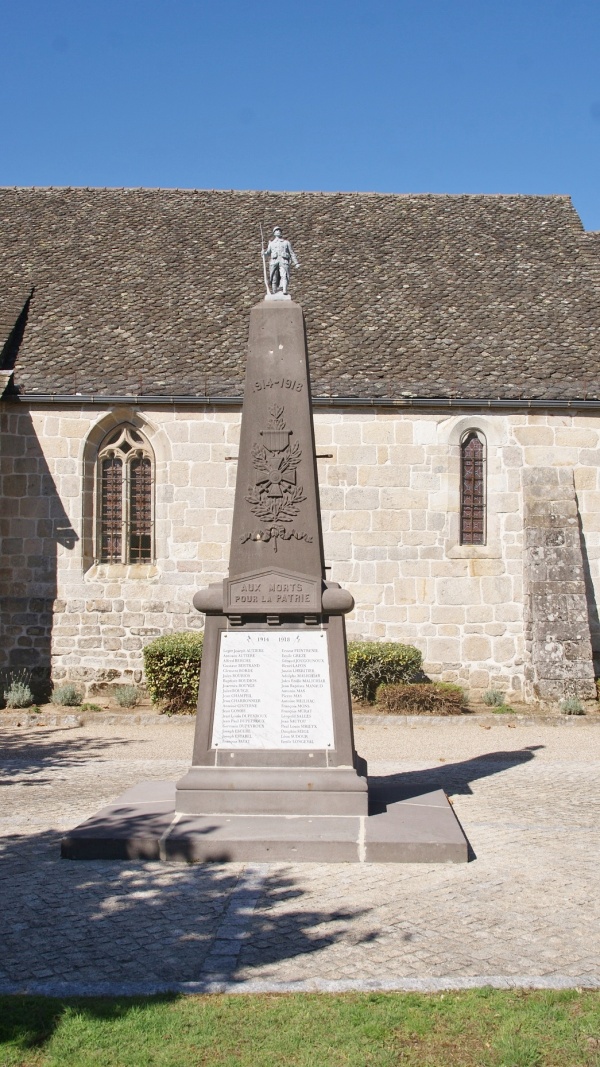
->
[61,227,467,863]
[175,283,368,823]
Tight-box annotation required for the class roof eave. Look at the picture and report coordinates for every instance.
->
[5,392,600,411]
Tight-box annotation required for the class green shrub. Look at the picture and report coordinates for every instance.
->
[51,682,83,707]
[143,631,204,713]
[376,681,465,716]
[482,688,505,707]
[560,697,585,716]
[114,684,139,708]
[81,702,103,713]
[3,670,34,709]
[347,641,422,704]
[4,681,34,709]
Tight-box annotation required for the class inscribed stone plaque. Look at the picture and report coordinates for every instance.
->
[211,630,334,749]
[225,571,320,613]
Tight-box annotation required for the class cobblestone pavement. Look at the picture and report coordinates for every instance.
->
[1,718,600,994]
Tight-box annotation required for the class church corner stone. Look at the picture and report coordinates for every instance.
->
[523,467,596,703]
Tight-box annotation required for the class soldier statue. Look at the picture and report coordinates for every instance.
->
[261,226,300,295]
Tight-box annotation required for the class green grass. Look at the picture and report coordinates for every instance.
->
[1,989,600,1066]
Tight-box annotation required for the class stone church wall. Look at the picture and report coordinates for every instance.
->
[2,403,600,703]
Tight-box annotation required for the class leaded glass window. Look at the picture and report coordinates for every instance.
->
[460,431,486,545]
[96,425,154,563]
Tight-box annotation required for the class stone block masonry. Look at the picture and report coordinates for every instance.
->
[3,404,600,702]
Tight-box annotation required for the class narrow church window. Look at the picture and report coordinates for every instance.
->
[100,455,123,562]
[96,425,154,563]
[460,431,486,545]
[129,455,153,562]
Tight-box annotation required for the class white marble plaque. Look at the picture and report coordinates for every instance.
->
[211,630,334,749]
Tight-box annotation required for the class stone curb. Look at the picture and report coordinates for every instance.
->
[355,712,600,727]
[0,710,193,727]
[2,709,600,728]
[0,975,599,997]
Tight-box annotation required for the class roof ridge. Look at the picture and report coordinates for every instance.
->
[0,185,575,202]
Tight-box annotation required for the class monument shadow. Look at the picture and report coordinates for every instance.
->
[368,744,545,810]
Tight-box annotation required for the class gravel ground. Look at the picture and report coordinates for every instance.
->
[3,712,598,763]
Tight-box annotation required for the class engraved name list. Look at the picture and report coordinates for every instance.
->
[211,631,335,750]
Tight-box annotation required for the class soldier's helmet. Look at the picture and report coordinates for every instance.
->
[273,226,282,235]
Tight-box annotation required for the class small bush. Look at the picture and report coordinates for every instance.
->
[3,669,34,708]
[81,702,103,713]
[114,685,139,708]
[143,632,204,713]
[491,704,516,714]
[482,689,505,707]
[51,682,83,707]
[347,641,422,704]
[560,697,585,716]
[5,681,34,709]
[376,681,465,716]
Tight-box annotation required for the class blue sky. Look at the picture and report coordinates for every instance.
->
[2,0,600,228]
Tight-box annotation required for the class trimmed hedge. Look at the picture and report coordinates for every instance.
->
[347,640,422,704]
[376,681,465,716]
[143,632,204,713]
[143,633,422,713]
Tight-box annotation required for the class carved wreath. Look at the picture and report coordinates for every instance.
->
[245,404,306,524]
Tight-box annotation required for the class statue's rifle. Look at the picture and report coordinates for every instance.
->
[259,223,270,296]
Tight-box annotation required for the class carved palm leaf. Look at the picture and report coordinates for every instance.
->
[279,441,302,474]
[251,444,270,472]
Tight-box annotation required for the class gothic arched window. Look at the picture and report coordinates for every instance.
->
[460,431,486,545]
[96,425,154,563]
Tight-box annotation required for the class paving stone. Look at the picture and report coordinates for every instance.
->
[1,720,600,993]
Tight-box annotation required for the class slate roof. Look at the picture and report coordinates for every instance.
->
[1,187,600,401]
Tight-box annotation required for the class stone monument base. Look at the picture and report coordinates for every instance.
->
[61,780,469,864]
[175,762,369,817]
